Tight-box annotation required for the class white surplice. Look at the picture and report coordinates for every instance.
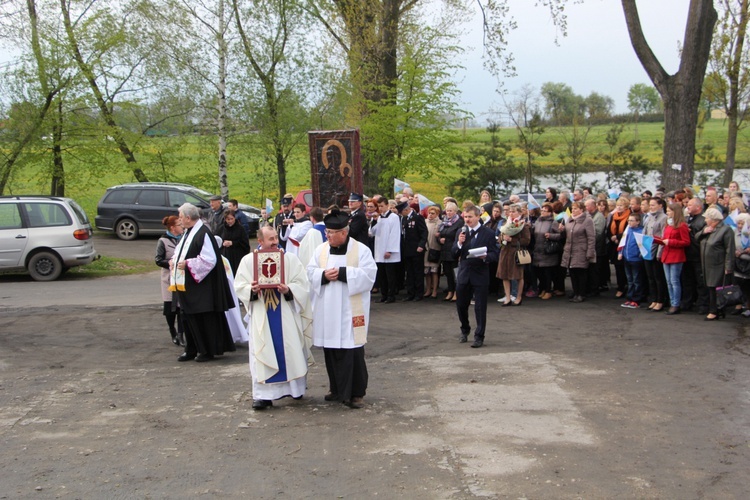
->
[235,252,313,400]
[369,212,401,263]
[307,239,377,348]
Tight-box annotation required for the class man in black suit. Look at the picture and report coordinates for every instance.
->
[398,200,428,301]
[453,205,500,348]
[347,193,369,245]
[681,197,709,313]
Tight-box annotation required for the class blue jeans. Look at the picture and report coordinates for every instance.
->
[624,260,644,303]
[663,262,684,307]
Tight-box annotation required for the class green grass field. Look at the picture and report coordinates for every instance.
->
[4,120,748,221]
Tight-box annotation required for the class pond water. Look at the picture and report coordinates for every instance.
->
[533,168,750,195]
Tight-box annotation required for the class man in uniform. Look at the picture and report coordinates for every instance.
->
[398,200,428,301]
[235,226,313,410]
[307,209,377,409]
[274,195,295,249]
[347,193,369,244]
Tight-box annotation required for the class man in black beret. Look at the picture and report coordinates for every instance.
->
[307,209,378,409]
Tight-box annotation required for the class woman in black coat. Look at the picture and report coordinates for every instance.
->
[220,211,250,274]
[435,202,464,301]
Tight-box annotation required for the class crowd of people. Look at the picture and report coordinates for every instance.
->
[153,181,750,408]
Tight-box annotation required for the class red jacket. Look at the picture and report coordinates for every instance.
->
[659,223,690,264]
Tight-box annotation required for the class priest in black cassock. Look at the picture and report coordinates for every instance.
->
[171,203,236,363]
[307,209,377,409]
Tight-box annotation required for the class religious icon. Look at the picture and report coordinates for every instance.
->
[308,129,363,209]
[254,249,285,289]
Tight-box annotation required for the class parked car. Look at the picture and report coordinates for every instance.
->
[0,195,98,281]
[95,183,261,240]
[294,189,313,213]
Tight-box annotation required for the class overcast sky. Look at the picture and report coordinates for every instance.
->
[454,0,688,121]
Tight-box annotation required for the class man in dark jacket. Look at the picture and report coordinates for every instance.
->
[398,200,428,301]
[681,197,709,313]
[347,193,369,245]
[453,205,500,348]
[273,195,294,250]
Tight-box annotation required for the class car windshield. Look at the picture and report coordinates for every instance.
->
[67,199,90,224]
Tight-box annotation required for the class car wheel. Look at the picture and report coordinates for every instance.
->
[28,251,63,281]
[116,218,139,240]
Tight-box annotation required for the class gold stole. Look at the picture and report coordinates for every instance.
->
[319,241,367,345]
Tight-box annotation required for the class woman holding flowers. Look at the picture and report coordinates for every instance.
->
[496,204,531,306]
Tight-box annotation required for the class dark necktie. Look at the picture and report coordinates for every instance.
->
[470,229,476,238]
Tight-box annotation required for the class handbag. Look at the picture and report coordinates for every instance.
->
[543,239,561,255]
[736,255,750,275]
[515,248,531,265]
[716,274,744,310]
[427,248,441,263]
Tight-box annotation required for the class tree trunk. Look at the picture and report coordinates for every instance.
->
[723,0,748,185]
[50,99,65,196]
[60,0,148,183]
[622,0,717,190]
[217,0,229,200]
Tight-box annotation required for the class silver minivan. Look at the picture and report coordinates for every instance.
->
[0,196,98,281]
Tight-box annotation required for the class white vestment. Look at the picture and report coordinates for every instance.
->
[307,239,377,348]
[298,223,325,268]
[222,256,249,343]
[284,220,312,257]
[369,212,401,263]
[235,252,313,400]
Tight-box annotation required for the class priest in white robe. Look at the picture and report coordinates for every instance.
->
[307,209,377,409]
[235,226,313,410]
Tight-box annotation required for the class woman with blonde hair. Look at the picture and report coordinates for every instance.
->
[606,197,631,298]
[497,204,531,306]
[424,205,443,298]
[435,202,464,301]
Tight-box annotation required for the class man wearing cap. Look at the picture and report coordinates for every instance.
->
[347,193,369,245]
[274,194,294,250]
[206,195,227,235]
[307,208,377,409]
[234,226,313,410]
[398,200,428,301]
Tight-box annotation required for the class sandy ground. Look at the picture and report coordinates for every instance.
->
[0,233,749,498]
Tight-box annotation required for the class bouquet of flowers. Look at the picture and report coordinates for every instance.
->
[499,216,525,245]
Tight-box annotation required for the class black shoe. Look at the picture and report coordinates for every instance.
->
[379,297,388,303]
[414,296,423,302]
[385,297,395,303]
[470,340,483,348]
[459,334,468,343]
[324,392,338,401]
[344,397,364,409]
[401,296,415,302]
[177,352,196,362]
[195,353,214,362]
[666,306,681,315]
[252,400,272,410]
[171,336,181,346]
